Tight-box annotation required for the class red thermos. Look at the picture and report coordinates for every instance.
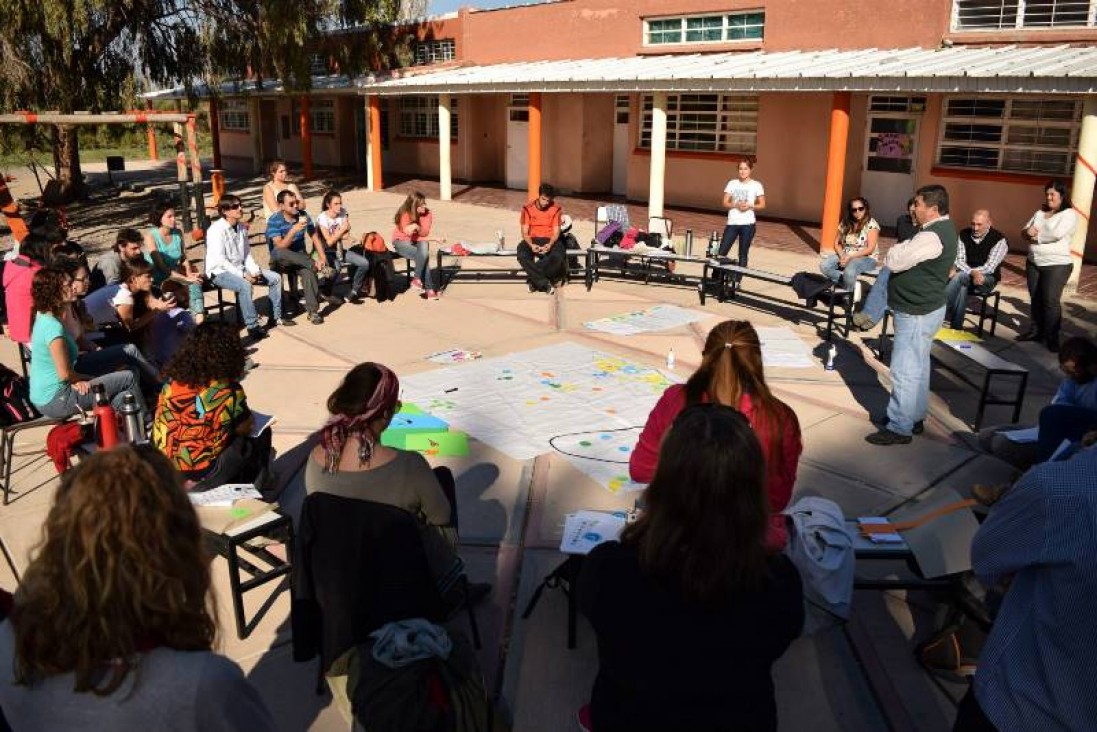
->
[92,384,119,450]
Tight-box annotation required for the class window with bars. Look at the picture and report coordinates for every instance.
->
[414,39,456,65]
[398,96,459,139]
[291,99,336,135]
[638,94,758,154]
[309,53,329,75]
[644,11,765,45]
[937,96,1080,175]
[952,0,1096,30]
[219,99,250,131]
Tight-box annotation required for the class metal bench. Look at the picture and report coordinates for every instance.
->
[437,246,574,292]
[585,246,707,291]
[700,261,853,342]
[878,315,1027,429]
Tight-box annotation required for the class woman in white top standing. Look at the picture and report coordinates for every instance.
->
[261,160,305,220]
[1018,180,1078,352]
[719,158,765,267]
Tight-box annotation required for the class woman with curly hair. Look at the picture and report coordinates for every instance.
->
[630,319,802,551]
[28,267,145,420]
[0,445,275,729]
[152,321,269,491]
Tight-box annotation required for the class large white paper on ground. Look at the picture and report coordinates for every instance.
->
[583,304,713,336]
[754,326,815,369]
[400,342,676,492]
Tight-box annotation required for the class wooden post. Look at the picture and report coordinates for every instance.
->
[208,98,222,170]
[146,101,158,161]
[173,122,192,231]
[300,95,313,180]
[527,92,542,202]
[185,115,208,232]
[820,92,852,254]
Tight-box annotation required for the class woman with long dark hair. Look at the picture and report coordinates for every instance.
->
[0,446,275,729]
[630,319,802,550]
[1018,179,1078,352]
[143,200,205,322]
[580,405,803,731]
[820,196,880,295]
[392,191,438,299]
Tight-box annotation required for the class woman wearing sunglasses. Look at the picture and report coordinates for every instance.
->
[819,196,879,297]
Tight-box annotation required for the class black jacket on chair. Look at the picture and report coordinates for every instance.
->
[291,493,447,673]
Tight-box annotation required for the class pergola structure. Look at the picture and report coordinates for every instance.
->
[0,111,209,239]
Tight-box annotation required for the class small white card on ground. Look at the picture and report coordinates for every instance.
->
[583,304,712,336]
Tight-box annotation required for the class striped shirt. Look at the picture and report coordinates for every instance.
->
[972,444,1097,731]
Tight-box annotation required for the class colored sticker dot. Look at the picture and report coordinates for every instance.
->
[579,440,592,447]
[618,446,630,452]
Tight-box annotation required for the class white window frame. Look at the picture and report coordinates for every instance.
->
[291,99,337,135]
[218,99,250,132]
[936,95,1081,175]
[643,11,765,46]
[638,94,758,155]
[398,96,459,139]
[414,39,456,65]
[951,0,1097,31]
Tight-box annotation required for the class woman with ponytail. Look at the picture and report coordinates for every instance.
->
[630,320,802,550]
[304,362,463,585]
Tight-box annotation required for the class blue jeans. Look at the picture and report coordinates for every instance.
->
[944,272,996,330]
[76,343,161,393]
[1037,404,1097,461]
[37,369,145,420]
[393,240,433,290]
[861,267,892,324]
[819,254,878,292]
[212,270,282,329]
[341,248,371,293]
[886,305,944,436]
[718,224,755,266]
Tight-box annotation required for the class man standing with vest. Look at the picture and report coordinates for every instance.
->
[944,209,1008,331]
[867,184,958,446]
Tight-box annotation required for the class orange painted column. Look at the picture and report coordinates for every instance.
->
[208,97,222,170]
[527,92,542,202]
[145,101,158,161]
[368,95,384,191]
[819,92,852,255]
[300,95,313,180]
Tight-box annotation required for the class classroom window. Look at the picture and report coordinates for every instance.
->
[951,0,1096,30]
[937,96,1080,175]
[638,94,758,154]
[414,39,456,65]
[398,96,459,139]
[218,99,250,131]
[644,11,765,45]
[308,53,329,75]
[291,99,336,135]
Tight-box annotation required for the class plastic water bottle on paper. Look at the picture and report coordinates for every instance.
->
[92,384,120,450]
[666,348,676,371]
[825,344,837,371]
[119,392,146,444]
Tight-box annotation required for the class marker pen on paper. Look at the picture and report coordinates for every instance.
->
[444,387,459,393]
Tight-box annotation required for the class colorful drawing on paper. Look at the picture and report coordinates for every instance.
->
[583,304,713,336]
[381,403,471,457]
[550,428,646,494]
[426,348,483,364]
[399,342,678,491]
[754,326,815,369]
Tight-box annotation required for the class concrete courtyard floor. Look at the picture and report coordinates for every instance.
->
[1,161,1091,731]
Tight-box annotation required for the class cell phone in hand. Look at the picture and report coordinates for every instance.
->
[297,212,308,223]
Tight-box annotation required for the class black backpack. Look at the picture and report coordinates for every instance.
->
[368,252,399,302]
[0,364,40,426]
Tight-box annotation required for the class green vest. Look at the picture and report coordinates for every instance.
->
[888,217,958,315]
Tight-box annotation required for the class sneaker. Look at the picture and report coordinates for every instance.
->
[872,416,924,435]
[852,312,876,331]
[246,326,268,340]
[274,317,295,327]
[972,483,1008,506]
[420,289,440,300]
[546,286,556,295]
[322,294,343,307]
[411,277,424,291]
[865,428,912,446]
[307,311,324,325]
[347,293,362,304]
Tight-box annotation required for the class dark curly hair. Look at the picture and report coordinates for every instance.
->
[162,321,247,386]
[31,267,70,317]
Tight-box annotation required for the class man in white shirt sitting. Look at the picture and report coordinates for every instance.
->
[205,194,290,340]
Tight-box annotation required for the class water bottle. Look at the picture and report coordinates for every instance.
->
[708,231,720,257]
[496,229,505,251]
[119,392,146,444]
[666,348,676,370]
[684,229,694,257]
[92,384,120,450]
[825,344,837,371]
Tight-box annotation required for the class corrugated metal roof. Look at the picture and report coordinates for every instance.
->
[354,45,1097,95]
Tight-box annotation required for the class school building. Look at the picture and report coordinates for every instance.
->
[154,0,1097,273]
